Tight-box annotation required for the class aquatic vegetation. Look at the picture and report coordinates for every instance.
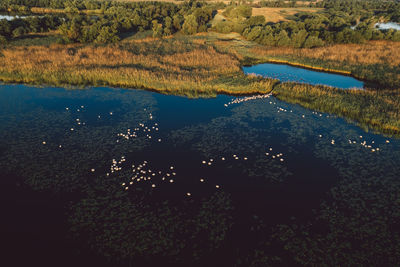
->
[69,187,234,263]
[268,127,400,266]
[1,83,400,266]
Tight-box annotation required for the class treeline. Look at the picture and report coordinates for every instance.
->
[0,0,92,11]
[0,15,62,43]
[214,1,400,48]
[58,1,216,43]
[242,13,400,48]
[227,0,318,8]
[0,0,219,44]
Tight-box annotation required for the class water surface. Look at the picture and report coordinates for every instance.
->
[0,14,26,20]
[375,22,400,30]
[1,84,399,266]
[243,63,364,89]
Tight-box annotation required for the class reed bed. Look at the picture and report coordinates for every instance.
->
[275,83,400,135]
[251,41,400,66]
[0,38,276,96]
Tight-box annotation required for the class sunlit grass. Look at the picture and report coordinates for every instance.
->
[251,41,400,67]
[0,36,276,97]
[252,7,323,23]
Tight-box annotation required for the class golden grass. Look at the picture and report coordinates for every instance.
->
[275,83,400,135]
[251,41,400,66]
[0,38,276,96]
[252,7,322,23]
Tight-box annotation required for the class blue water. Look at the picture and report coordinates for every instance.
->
[243,63,364,89]
[1,84,399,266]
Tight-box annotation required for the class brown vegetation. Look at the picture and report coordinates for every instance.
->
[251,41,400,66]
[275,83,400,135]
[0,38,276,96]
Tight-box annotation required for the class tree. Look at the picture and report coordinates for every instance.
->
[152,20,163,38]
[244,15,265,27]
[182,14,198,35]
[163,16,173,36]
[95,25,119,43]
[12,26,26,38]
[59,20,82,42]
[303,35,324,48]
[275,30,290,46]
[215,21,233,33]
[290,29,308,48]
[246,26,262,41]
[235,5,252,19]
[0,34,7,44]
[0,20,11,38]
[173,14,183,31]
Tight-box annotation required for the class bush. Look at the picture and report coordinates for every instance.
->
[182,14,198,35]
[303,35,324,48]
[0,34,7,44]
[215,21,233,33]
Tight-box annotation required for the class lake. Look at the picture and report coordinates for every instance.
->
[375,22,400,31]
[0,14,26,20]
[243,63,364,89]
[1,84,399,266]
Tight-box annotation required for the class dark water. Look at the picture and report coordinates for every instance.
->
[1,84,399,266]
[243,63,364,89]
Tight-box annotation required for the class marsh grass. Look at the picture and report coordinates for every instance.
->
[252,41,400,67]
[275,83,400,135]
[0,36,276,97]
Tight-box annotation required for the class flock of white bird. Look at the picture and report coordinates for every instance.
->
[37,99,393,197]
[224,93,272,107]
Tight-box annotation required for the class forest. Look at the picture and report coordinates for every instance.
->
[0,0,220,44]
[1,0,399,46]
[217,0,400,48]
